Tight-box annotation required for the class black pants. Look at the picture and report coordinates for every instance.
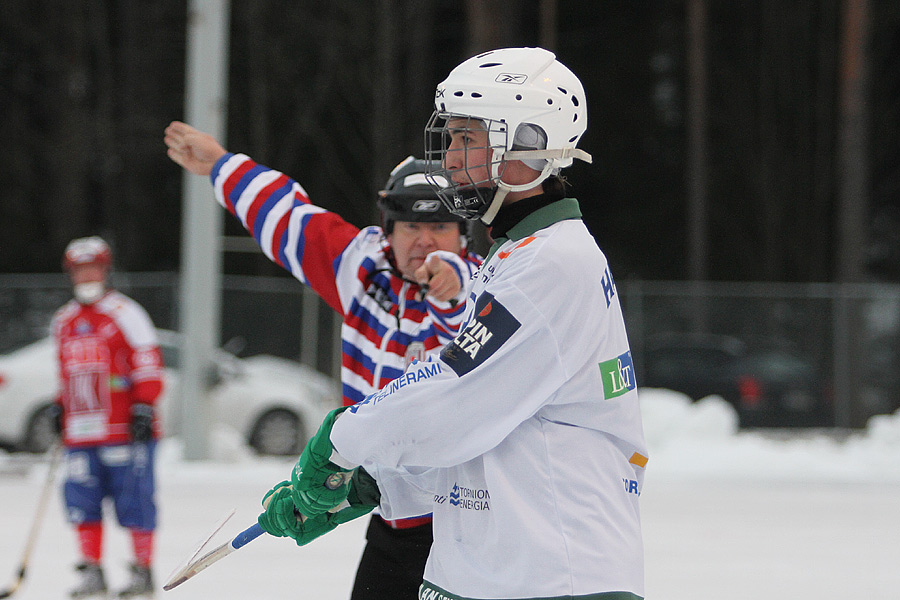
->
[350,515,433,600]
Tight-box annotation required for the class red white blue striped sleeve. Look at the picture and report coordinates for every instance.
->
[211,153,360,314]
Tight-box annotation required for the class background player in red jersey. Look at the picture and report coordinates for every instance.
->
[51,236,164,599]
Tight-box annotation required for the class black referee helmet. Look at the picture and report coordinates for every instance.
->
[377,156,465,234]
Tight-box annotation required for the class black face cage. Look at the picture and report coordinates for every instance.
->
[424,112,508,220]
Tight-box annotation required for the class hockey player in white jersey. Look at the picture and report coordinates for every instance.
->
[258,47,648,600]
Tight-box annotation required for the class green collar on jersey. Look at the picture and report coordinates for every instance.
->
[419,581,641,600]
[484,197,582,264]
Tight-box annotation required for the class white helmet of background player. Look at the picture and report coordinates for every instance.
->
[63,236,112,271]
[424,47,592,223]
[63,236,112,304]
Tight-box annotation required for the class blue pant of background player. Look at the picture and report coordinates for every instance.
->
[63,442,157,597]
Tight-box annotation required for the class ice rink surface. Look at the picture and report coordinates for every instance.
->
[2,388,899,599]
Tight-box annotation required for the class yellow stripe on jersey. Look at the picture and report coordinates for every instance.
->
[629,452,648,468]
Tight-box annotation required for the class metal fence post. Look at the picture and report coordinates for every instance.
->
[622,280,646,380]
[832,285,852,428]
[300,286,320,369]
[333,310,343,383]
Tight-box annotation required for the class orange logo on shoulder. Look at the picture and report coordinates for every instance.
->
[478,302,493,317]
[497,236,537,259]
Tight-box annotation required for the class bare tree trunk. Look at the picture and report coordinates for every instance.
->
[372,0,402,224]
[757,1,780,280]
[539,0,558,51]
[464,0,526,56]
[810,3,839,282]
[837,0,871,283]
[686,0,708,282]
[463,0,528,256]
[46,2,95,253]
[836,0,871,428]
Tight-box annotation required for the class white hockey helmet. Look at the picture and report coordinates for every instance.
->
[63,236,112,271]
[425,47,592,223]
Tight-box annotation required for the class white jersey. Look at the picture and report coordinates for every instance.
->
[331,198,647,600]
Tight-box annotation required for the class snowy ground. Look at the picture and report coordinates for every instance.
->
[2,388,899,599]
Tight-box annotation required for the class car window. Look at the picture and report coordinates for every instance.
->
[646,347,734,378]
[1,338,44,355]
[734,353,814,379]
[160,343,180,368]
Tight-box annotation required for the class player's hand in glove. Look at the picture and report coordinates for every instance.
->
[47,403,63,436]
[257,471,378,546]
[258,481,337,544]
[130,403,154,442]
[290,406,354,516]
[337,467,381,523]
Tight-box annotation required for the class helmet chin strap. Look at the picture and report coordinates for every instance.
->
[505,147,593,164]
[480,147,594,226]
[480,164,552,226]
[479,185,508,226]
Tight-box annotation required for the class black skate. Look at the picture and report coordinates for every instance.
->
[70,562,107,599]
[115,563,154,598]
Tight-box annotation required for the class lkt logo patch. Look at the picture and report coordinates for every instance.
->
[599,350,636,399]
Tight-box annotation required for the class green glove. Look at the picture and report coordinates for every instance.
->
[290,406,353,516]
[331,467,381,525]
[257,471,379,546]
[258,481,337,545]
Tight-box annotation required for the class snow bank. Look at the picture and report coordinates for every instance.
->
[639,388,900,483]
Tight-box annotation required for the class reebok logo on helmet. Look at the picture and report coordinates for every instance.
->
[496,73,527,84]
[411,200,441,213]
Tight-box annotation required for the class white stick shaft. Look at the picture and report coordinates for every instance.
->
[0,441,64,599]
[162,523,264,591]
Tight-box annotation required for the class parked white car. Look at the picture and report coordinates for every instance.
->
[0,330,340,455]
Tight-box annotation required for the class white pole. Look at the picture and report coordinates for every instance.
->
[178,0,230,460]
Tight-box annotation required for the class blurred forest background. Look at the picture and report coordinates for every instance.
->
[1,0,899,284]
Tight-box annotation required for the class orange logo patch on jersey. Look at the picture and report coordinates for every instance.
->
[497,236,537,259]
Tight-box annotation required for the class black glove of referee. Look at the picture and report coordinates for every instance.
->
[130,403,154,443]
[48,403,63,436]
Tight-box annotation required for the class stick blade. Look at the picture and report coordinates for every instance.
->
[0,566,26,598]
[162,574,189,592]
[163,509,235,590]
[162,539,232,591]
[162,521,265,591]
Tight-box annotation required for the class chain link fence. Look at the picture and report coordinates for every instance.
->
[621,280,900,428]
[3,274,899,429]
[0,272,341,379]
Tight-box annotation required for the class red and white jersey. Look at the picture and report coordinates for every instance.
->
[52,290,164,448]
[211,153,482,407]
